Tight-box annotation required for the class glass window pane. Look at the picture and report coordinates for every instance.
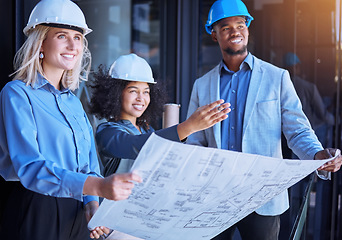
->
[78,0,160,75]
[132,1,160,78]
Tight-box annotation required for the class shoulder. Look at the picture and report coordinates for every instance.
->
[193,64,220,87]
[253,56,290,78]
[251,55,290,83]
[1,80,27,93]
[96,120,135,135]
[197,64,220,80]
[97,121,123,130]
[0,80,31,102]
[252,55,285,73]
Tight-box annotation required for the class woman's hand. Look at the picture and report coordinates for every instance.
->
[84,172,143,201]
[85,201,112,239]
[177,99,231,140]
[84,173,142,238]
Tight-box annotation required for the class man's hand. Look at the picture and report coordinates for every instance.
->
[315,148,342,172]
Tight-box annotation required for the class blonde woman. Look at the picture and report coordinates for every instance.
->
[0,0,141,239]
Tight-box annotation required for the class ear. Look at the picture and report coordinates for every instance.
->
[211,31,218,42]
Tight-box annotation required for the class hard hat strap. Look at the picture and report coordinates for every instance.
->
[40,23,84,35]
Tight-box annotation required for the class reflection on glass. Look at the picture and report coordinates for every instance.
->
[78,0,160,76]
[132,1,160,79]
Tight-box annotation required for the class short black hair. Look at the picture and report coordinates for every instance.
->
[89,65,168,128]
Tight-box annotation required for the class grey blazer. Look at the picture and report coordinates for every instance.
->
[186,55,323,215]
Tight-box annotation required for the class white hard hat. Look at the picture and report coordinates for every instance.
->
[23,0,92,36]
[109,54,156,84]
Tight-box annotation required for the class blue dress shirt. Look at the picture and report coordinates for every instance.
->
[220,53,253,151]
[0,74,101,204]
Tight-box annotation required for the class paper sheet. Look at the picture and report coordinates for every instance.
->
[89,133,331,240]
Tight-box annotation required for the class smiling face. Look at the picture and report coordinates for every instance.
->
[40,27,83,80]
[120,81,151,125]
[211,16,249,57]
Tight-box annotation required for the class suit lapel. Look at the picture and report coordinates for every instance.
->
[243,57,263,139]
[210,65,221,148]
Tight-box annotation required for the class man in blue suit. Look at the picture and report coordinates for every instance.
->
[186,0,342,239]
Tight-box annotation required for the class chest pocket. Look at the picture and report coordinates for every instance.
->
[255,99,279,125]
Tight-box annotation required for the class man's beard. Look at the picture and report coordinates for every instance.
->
[224,45,248,56]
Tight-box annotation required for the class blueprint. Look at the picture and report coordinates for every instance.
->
[88,133,333,240]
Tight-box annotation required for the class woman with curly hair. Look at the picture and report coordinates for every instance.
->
[90,53,230,177]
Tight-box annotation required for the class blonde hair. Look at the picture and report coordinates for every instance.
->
[12,25,91,91]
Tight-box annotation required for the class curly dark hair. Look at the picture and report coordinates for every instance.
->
[89,65,168,128]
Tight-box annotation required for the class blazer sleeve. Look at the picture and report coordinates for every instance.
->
[280,70,323,159]
[185,78,209,147]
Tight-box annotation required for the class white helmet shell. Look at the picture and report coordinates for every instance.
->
[23,0,92,36]
[109,54,156,84]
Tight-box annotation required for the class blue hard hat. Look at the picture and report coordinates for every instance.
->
[205,0,254,34]
[283,52,301,67]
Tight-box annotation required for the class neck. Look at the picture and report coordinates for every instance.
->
[132,120,141,133]
[42,68,64,90]
[121,116,140,131]
[222,51,248,72]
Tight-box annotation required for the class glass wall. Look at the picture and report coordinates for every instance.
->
[78,0,161,75]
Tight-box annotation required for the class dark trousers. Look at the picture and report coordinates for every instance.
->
[212,211,280,240]
[0,180,89,240]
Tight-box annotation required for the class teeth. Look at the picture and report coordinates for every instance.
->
[62,54,74,59]
[133,104,143,110]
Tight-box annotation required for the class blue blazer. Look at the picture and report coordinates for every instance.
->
[186,55,323,215]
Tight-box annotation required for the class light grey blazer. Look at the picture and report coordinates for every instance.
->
[186,55,323,215]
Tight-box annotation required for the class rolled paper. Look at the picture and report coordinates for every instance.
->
[162,103,181,128]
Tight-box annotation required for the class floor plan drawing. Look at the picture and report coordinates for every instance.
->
[89,134,333,240]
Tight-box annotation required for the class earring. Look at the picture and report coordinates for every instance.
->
[39,52,44,59]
